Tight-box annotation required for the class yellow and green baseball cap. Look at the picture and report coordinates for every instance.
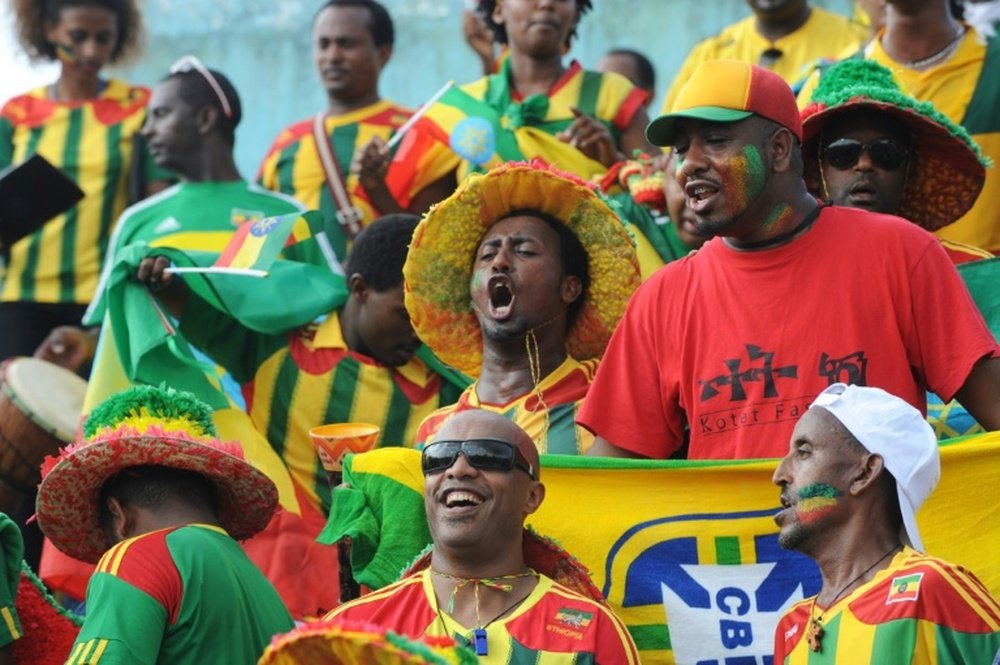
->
[647,59,803,146]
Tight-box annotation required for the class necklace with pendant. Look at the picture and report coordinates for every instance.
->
[806,545,899,652]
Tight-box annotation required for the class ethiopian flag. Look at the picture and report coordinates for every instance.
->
[386,60,646,208]
[214,211,322,271]
[324,434,1000,664]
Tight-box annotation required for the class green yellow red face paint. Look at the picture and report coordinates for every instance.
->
[719,145,766,216]
[761,202,795,233]
[54,42,78,64]
[795,483,842,525]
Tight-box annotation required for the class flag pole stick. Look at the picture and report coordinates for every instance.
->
[165,266,269,278]
[385,80,454,150]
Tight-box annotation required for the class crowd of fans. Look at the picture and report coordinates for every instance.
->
[0,0,998,662]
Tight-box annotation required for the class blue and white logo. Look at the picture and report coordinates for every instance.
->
[603,509,821,664]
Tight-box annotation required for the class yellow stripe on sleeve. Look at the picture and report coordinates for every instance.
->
[67,640,86,664]
[0,606,20,640]
[87,639,110,663]
[75,638,97,664]
[923,560,1000,630]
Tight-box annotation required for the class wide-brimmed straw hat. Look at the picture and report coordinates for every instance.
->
[258,619,479,665]
[800,59,988,231]
[403,160,641,377]
[36,386,278,564]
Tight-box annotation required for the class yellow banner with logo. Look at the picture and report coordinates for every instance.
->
[337,434,1000,664]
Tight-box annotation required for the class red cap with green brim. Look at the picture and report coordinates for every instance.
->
[647,59,803,145]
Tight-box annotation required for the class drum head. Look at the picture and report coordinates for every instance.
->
[4,358,87,443]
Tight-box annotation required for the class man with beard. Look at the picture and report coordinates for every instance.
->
[660,0,866,114]
[800,58,991,265]
[257,0,410,259]
[771,383,1000,662]
[323,409,640,663]
[404,161,641,454]
[579,59,1000,461]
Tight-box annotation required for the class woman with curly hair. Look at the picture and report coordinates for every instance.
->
[0,0,165,364]
[0,0,166,571]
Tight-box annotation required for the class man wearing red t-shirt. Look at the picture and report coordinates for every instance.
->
[578,59,1000,461]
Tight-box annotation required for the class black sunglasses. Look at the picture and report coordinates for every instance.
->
[822,138,908,172]
[422,438,536,480]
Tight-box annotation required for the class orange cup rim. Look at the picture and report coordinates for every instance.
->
[309,422,381,439]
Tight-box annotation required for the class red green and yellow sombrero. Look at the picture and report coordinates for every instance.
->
[258,619,479,664]
[36,386,278,564]
[801,59,989,231]
[403,160,641,377]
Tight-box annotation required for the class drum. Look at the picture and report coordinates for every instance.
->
[0,358,86,497]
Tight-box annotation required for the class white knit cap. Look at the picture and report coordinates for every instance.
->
[810,383,940,552]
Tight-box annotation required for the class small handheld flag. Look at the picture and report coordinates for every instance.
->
[213,212,314,272]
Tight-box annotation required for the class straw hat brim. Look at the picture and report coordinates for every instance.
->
[259,620,476,665]
[36,435,278,564]
[802,100,986,231]
[403,162,641,377]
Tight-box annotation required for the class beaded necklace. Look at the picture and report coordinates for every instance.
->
[432,568,538,656]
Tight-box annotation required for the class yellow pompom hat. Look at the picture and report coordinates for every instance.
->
[403,160,641,377]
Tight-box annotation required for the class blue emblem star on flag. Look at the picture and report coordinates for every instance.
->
[249,216,280,237]
[450,117,496,166]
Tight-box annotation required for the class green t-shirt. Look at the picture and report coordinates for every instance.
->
[68,524,293,664]
[84,179,307,325]
[0,514,23,648]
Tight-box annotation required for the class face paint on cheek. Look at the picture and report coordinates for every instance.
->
[795,483,843,525]
[54,42,78,64]
[719,145,766,216]
[470,270,483,294]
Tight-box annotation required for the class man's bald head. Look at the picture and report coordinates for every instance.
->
[434,410,540,479]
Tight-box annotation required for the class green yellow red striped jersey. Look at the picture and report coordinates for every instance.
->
[324,569,641,664]
[415,357,598,454]
[774,547,1000,664]
[256,100,411,258]
[0,80,154,304]
[387,61,650,208]
[181,312,462,513]
[67,524,292,664]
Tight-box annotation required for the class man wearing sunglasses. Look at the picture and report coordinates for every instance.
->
[581,59,1000,463]
[324,409,640,663]
[800,58,991,264]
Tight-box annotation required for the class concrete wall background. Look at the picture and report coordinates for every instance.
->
[109,0,855,177]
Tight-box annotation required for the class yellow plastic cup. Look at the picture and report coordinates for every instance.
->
[309,422,381,472]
